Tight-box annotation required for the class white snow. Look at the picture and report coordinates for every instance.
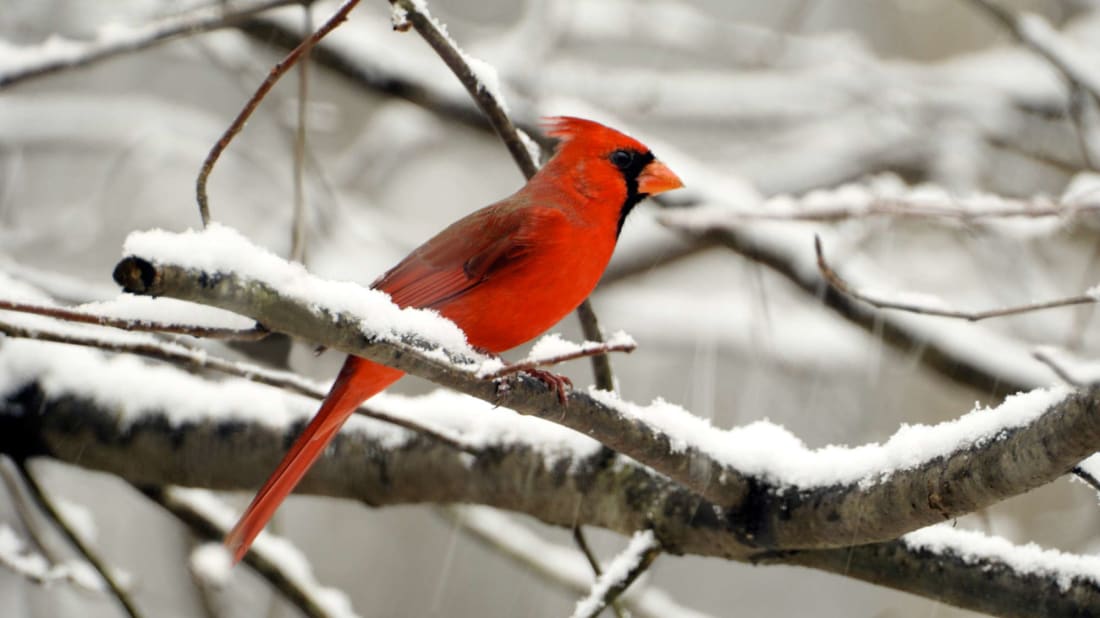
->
[904,524,1100,590]
[168,488,359,617]
[570,529,657,618]
[1017,13,1100,97]
[123,223,481,364]
[189,543,232,587]
[0,524,104,591]
[54,498,97,544]
[586,385,1070,489]
[77,296,255,331]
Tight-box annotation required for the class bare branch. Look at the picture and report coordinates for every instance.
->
[1033,347,1088,387]
[0,298,268,340]
[814,235,1098,321]
[289,1,314,264]
[196,0,361,226]
[0,0,299,89]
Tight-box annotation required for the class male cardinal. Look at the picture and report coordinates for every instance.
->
[225,116,683,563]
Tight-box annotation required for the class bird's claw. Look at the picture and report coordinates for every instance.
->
[524,368,572,405]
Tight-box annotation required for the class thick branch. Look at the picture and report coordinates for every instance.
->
[5,382,1100,616]
[784,535,1100,618]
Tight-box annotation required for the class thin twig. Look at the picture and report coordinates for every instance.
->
[196,0,361,226]
[1072,465,1100,494]
[479,340,635,381]
[16,462,142,618]
[392,0,537,179]
[0,0,298,89]
[814,235,1097,321]
[574,301,617,392]
[713,196,1100,223]
[0,316,476,454]
[289,1,314,264]
[1032,348,1087,387]
[0,298,269,340]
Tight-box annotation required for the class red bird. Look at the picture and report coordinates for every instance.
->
[224,117,683,562]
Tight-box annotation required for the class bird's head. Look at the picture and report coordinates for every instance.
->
[540,116,683,234]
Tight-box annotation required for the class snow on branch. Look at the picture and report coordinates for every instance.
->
[0,524,103,591]
[7,351,1100,615]
[570,530,662,618]
[452,507,712,618]
[0,0,299,89]
[783,527,1100,616]
[108,224,1100,550]
[389,0,538,178]
[148,487,358,618]
[707,173,1100,224]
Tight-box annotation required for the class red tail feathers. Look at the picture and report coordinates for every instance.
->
[224,357,403,563]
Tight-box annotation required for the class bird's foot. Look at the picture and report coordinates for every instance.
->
[524,368,572,405]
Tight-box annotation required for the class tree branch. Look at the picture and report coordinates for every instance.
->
[0,0,299,89]
[814,235,1098,321]
[196,0,361,226]
[0,298,268,340]
[571,530,662,618]
[108,237,1100,550]
[6,378,1100,616]
[111,250,749,510]
[16,462,142,618]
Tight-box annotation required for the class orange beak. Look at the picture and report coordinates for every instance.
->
[637,159,684,195]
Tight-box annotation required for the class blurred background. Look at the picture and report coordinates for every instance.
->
[3,0,1100,616]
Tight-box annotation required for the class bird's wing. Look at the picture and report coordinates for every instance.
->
[372,203,564,309]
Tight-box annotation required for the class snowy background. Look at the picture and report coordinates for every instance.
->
[4,0,1100,616]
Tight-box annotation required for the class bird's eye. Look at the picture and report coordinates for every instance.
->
[609,149,634,169]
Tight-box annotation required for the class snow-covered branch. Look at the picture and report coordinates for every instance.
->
[5,354,1100,615]
[111,225,751,511]
[106,225,1100,551]
[0,0,299,89]
[570,530,661,618]
[785,525,1100,618]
